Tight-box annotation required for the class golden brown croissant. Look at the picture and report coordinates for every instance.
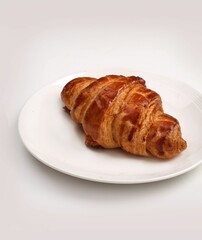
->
[61,75,187,159]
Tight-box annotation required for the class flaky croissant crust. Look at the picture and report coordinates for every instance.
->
[61,75,187,159]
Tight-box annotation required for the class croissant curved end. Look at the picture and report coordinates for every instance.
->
[146,118,187,159]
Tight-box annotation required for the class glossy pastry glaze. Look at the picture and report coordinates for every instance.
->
[61,75,187,159]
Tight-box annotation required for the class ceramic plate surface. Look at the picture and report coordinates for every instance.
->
[18,70,202,183]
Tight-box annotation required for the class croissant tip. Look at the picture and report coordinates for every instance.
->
[180,138,187,152]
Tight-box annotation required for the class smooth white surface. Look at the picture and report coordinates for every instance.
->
[1,0,202,239]
[18,71,202,184]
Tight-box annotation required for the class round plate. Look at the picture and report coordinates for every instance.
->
[18,70,202,184]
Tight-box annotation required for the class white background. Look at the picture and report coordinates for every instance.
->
[0,0,202,239]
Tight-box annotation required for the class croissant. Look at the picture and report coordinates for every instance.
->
[61,75,187,159]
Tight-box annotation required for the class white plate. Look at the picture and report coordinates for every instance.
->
[18,70,202,184]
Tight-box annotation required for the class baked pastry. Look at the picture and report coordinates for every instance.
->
[61,75,187,159]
